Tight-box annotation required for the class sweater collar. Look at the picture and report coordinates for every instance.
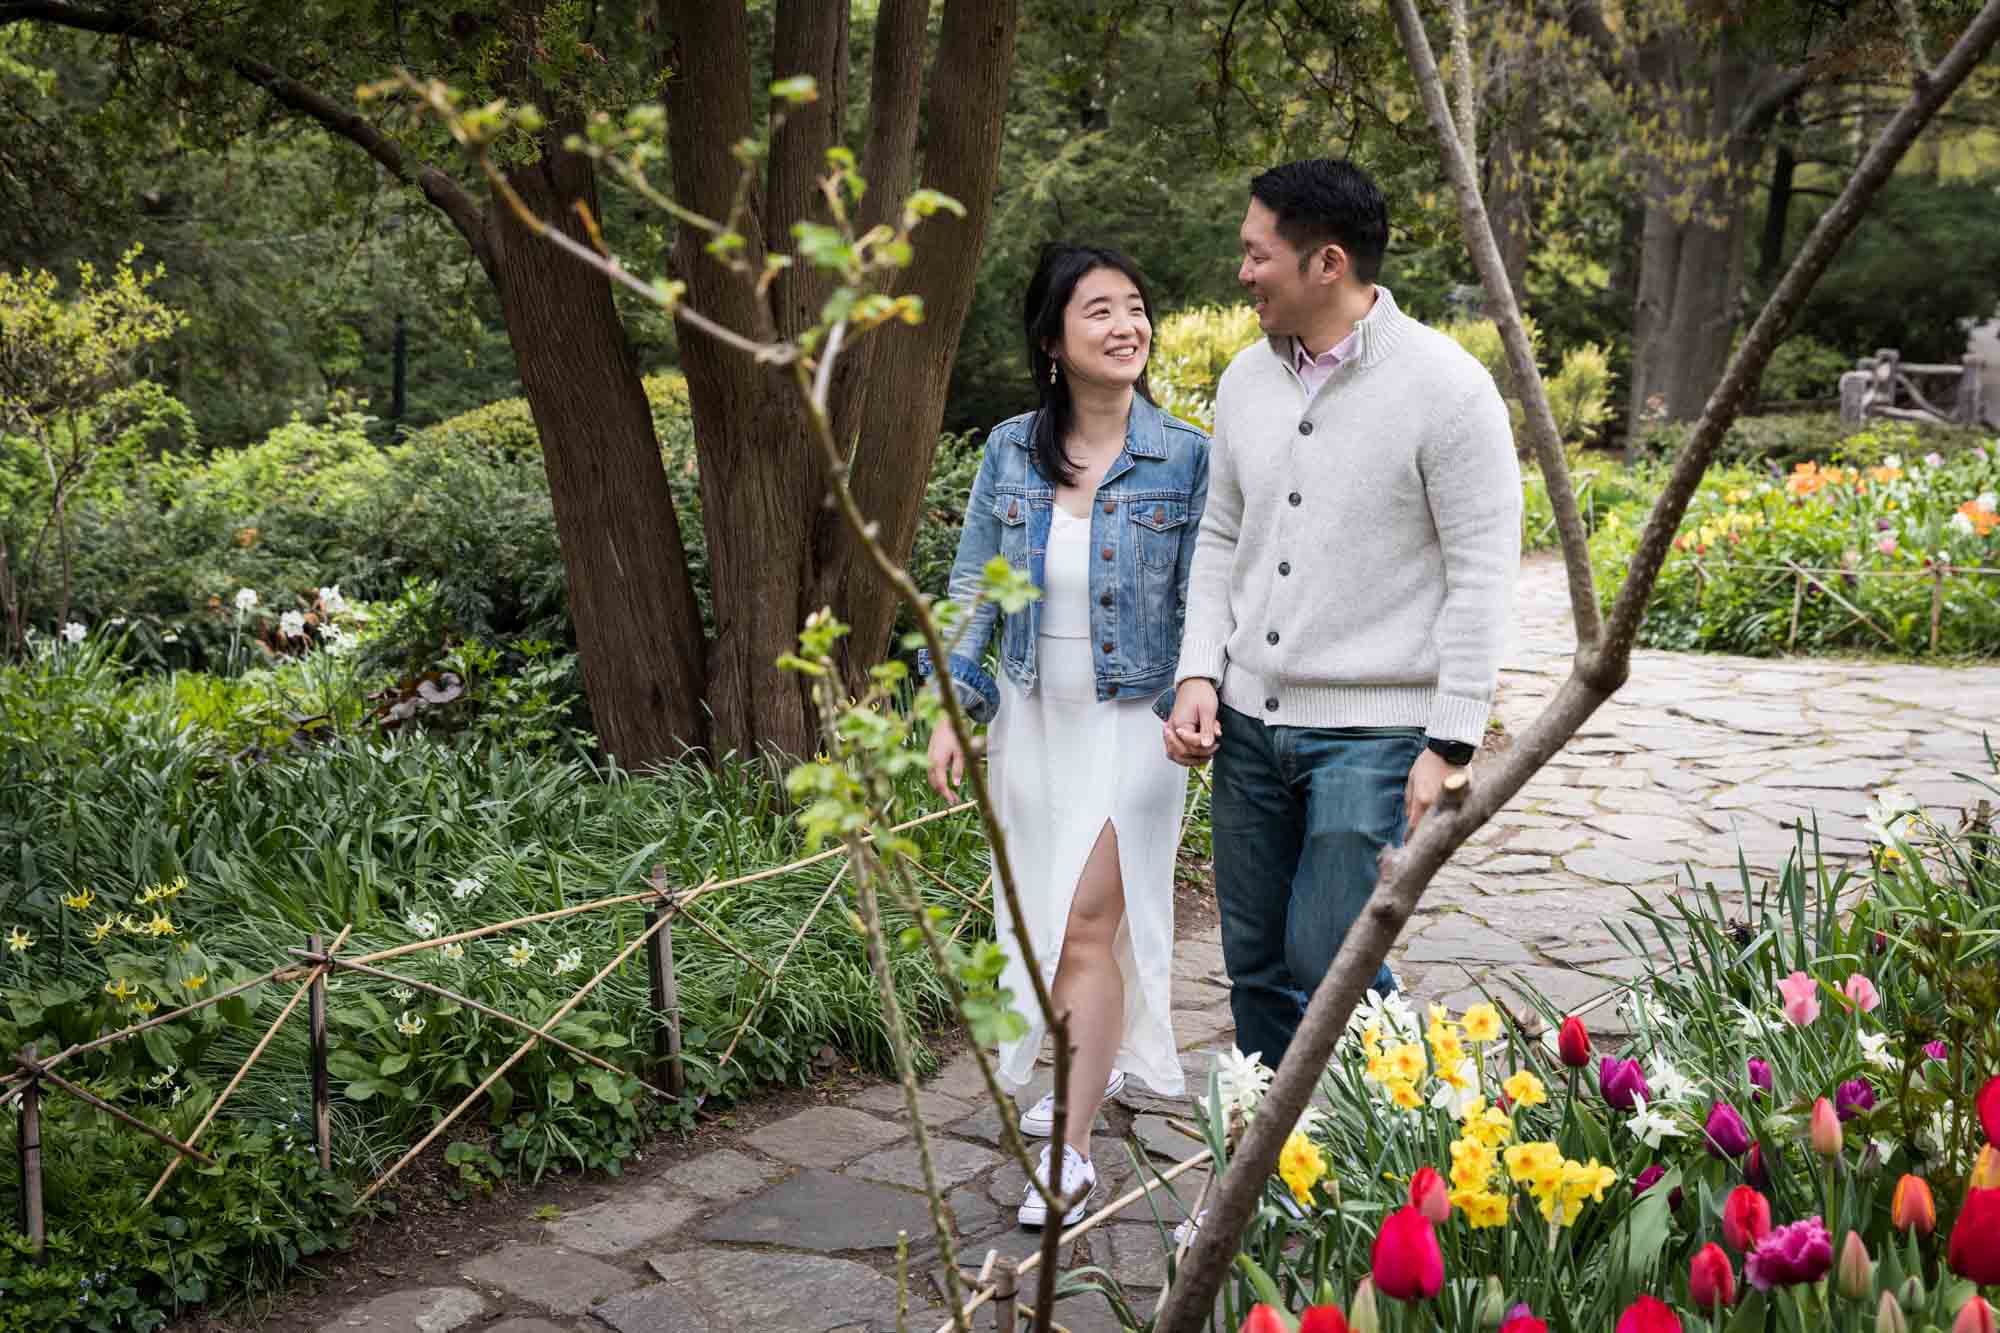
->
[1264,285,1413,372]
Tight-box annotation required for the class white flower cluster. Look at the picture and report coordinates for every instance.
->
[1864,786,1922,848]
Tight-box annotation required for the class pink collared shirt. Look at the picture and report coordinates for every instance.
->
[1291,327,1360,398]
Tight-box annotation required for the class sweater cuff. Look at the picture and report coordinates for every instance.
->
[1175,635,1228,688]
[1426,692,1490,746]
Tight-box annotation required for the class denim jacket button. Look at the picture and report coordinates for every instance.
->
[1153,506,1165,523]
[1100,546,1113,561]
[1100,642,1113,654]
[1098,593,1113,607]
[1007,500,1019,520]
[1101,501,1115,514]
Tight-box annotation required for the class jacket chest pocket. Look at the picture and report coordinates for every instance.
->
[1129,500,1189,570]
[994,494,1030,566]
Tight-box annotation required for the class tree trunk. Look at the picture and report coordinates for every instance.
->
[488,127,710,768]
[1482,61,1536,313]
[663,0,1020,757]
[1759,107,1800,281]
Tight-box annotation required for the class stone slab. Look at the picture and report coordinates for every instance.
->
[845,1083,977,1125]
[317,1287,487,1333]
[461,1244,637,1316]
[848,1136,1005,1192]
[1129,1113,1204,1163]
[544,1186,700,1256]
[593,1249,904,1333]
[654,1147,786,1203]
[1399,918,1537,965]
[486,1322,571,1333]
[1097,1222,1174,1289]
[743,1105,907,1168]
[698,1167,934,1251]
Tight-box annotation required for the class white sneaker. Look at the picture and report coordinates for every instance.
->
[1018,1144,1096,1229]
[1019,1070,1127,1137]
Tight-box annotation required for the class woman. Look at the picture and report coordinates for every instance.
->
[924,243,1208,1229]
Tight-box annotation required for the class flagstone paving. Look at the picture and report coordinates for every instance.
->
[306,555,1999,1333]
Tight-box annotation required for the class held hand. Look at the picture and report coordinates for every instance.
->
[1404,746,1455,834]
[927,722,967,799]
[1163,678,1222,768]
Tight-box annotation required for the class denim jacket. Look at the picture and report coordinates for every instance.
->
[921,395,1209,724]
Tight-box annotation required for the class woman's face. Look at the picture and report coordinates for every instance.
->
[1048,266,1150,390]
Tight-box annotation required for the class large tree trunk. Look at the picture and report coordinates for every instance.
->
[488,119,710,768]
[662,0,1020,759]
[1482,59,1536,312]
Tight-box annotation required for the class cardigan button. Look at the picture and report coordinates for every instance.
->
[1298,421,1314,436]
[1278,561,1291,576]
[1288,492,1302,507]
[1007,500,1019,519]
[1267,630,1280,645]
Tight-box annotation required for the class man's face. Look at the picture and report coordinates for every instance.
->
[1238,197,1316,337]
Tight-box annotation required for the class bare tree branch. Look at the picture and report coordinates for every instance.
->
[1154,2,2000,1326]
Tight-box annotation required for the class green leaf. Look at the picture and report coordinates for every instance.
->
[327,1050,375,1081]
[343,1077,383,1101]
[548,1070,575,1104]
[586,1068,623,1105]
[792,222,855,271]
[770,75,819,105]
[378,1052,411,1077]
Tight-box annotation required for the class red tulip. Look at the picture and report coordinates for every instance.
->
[1370,1206,1444,1302]
[1499,1314,1549,1333]
[1892,1174,1936,1235]
[1558,1015,1591,1068]
[1408,1166,1451,1224]
[1722,1185,1773,1254]
[1689,1242,1736,1311]
[1298,1308,1349,1333]
[1615,1294,1684,1333]
[1981,1076,2000,1146]
[1240,1306,1290,1333]
[1957,1296,1998,1333]
[1950,1185,2000,1284]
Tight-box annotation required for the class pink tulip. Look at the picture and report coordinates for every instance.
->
[1777,971,1820,1026]
[1843,974,1882,1012]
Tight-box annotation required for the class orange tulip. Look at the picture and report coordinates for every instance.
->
[1892,1174,1936,1235]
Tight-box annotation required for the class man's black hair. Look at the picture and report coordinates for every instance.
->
[1249,158,1389,283]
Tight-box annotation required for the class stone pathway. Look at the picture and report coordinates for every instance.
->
[311,555,2000,1333]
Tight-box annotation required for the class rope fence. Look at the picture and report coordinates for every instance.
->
[4,802,982,1265]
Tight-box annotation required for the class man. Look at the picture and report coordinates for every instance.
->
[1165,158,1520,1071]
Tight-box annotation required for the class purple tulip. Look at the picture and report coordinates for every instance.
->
[1746,1058,1773,1101]
[1600,1056,1650,1112]
[1705,1100,1753,1158]
[1746,1216,1834,1290]
[1926,1040,1949,1062]
[1836,1078,1876,1122]
[1745,1141,1770,1190]
[1632,1163,1682,1211]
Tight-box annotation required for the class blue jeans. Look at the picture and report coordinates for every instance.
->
[1211,705,1424,1070]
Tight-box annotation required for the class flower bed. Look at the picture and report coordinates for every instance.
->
[1178,782,2000,1332]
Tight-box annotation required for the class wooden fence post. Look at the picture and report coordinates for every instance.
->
[1931,562,1947,654]
[646,869,686,1098]
[993,1261,1018,1332]
[16,1045,44,1267]
[309,932,331,1171]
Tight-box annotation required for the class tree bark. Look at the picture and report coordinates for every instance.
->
[1482,61,1536,311]
[1155,3,2000,1326]
[1759,106,1801,281]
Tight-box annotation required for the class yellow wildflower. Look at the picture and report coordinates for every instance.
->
[118,912,144,935]
[1429,1030,1466,1071]
[182,973,207,991]
[104,977,138,1003]
[88,917,115,944]
[1388,1080,1424,1111]
[1365,1049,1394,1083]
[1277,1131,1326,1207]
[1502,1069,1547,1108]
[132,998,158,1016]
[1460,1099,1514,1149]
[1504,1141,1562,1183]
[1386,1042,1426,1083]
[62,887,96,911]
[1461,1003,1502,1042]
[145,912,176,938]
[5,926,32,953]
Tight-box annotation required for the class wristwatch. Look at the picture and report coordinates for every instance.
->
[1425,736,1476,766]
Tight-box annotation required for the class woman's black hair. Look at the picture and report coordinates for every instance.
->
[1023,242,1156,488]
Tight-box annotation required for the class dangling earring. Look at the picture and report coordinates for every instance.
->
[1048,359,1059,386]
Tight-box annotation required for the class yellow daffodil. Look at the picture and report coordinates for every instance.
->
[1277,1131,1325,1206]
[1461,1003,1502,1042]
[1459,1098,1514,1149]
[104,976,138,1003]
[88,917,116,944]
[62,887,96,911]
[1449,1138,1496,1192]
[1504,1141,1562,1183]
[1454,1189,1509,1228]
[182,973,207,991]
[1502,1069,1548,1108]
[1386,1042,1426,1083]
[1388,1079,1423,1111]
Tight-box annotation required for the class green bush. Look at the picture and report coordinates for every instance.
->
[1635,411,1990,472]
[1758,335,1851,402]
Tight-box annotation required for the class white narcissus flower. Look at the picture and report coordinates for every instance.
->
[442,942,465,961]
[234,587,259,611]
[451,876,484,901]
[1627,1094,1684,1149]
[1428,1057,1481,1117]
[1857,1030,1899,1071]
[552,947,583,976]
[318,584,347,614]
[390,985,414,1003]
[279,610,306,639]
[1865,787,1922,845]
[1647,1057,1702,1103]
[1214,1046,1272,1121]
[61,622,86,644]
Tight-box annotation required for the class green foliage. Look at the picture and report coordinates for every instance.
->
[1548,343,1615,446]
[1637,411,1992,472]
[1759,336,1853,403]
[1149,304,1265,433]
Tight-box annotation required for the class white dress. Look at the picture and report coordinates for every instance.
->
[987,503,1187,1096]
